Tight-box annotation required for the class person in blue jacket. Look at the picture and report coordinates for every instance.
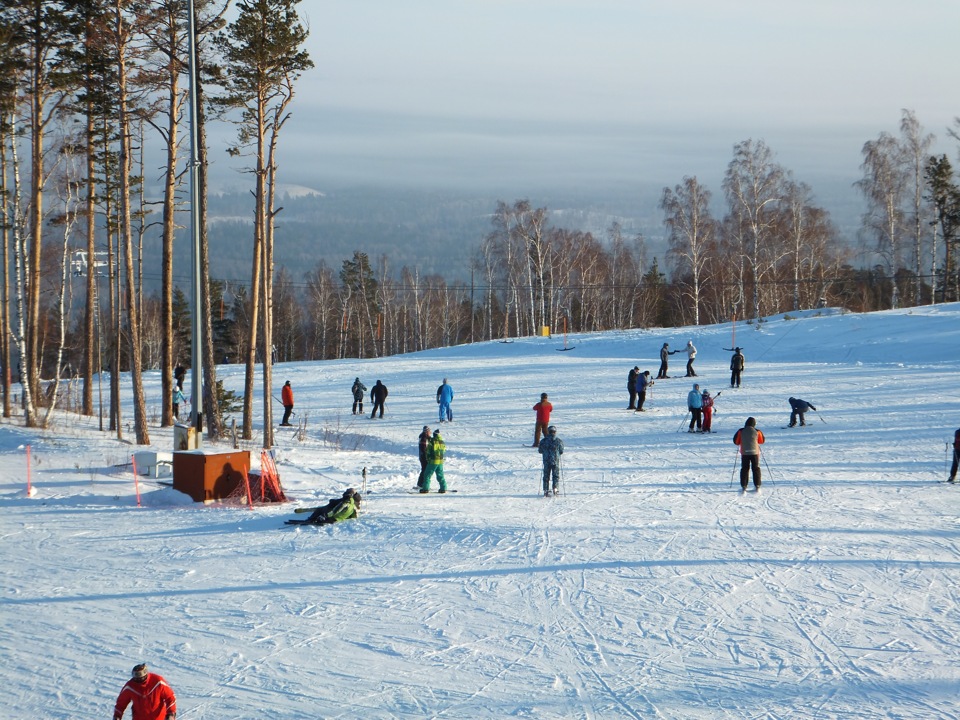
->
[687,382,703,432]
[436,378,454,422]
[634,370,652,412]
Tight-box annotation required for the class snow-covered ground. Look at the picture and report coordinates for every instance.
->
[3,305,960,719]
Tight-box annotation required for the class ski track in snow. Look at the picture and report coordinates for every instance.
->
[3,307,960,718]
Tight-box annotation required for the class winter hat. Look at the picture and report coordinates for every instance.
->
[422,425,430,432]
[284,380,290,386]
[643,370,650,376]
[693,383,699,389]
[633,366,639,371]
[131,664,148,681]
[342,488,356,498]
[540,393,548,400]
[746,417,756,427]
[702,389,709,395]
[433,429,441,437]
[548,425,557,434]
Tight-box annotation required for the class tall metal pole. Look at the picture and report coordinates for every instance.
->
[187,0,203,436]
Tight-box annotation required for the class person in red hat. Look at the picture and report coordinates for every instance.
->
[114,663,177,720]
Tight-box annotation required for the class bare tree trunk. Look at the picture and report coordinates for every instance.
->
[115,3,149,445]
[0,120,10,418]
[197,76,221,440]
[42,155,81,427]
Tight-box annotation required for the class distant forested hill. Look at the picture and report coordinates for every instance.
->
[159,185,656,293]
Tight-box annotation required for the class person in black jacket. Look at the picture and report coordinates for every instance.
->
[627,366,639,409]
[948,428,960,483]
[370,380,388,419]
[417,425,432,489]
[728,347,745,388]
[788,397,816,427]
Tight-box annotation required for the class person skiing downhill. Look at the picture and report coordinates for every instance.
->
[788,397,816,427]
[687,383,703,432]
[657,343,678,379]
[532,393,553,448]
[635,370,653,412]
[733,417,765,491]
[729,347,745,387]
[538,425,564,496]
[436,378,454,422]
[114,663,177,720]
[683,340,698,377]
[351,377,367,415]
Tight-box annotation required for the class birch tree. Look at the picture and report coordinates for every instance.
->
[661,176,715,326]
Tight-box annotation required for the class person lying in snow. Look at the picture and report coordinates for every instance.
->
[289,489,361,524]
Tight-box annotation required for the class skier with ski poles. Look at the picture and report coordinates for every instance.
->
[733,417,765,492]
[280,380,295,426]
[635,370,653,412]
[787,397,816,427]
[538,425,564,497]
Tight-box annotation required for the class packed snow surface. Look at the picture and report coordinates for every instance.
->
[3,305,960,719]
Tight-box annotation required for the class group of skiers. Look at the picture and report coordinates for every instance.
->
[351,377,389,419]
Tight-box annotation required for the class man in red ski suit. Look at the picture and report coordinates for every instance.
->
[114,663,177,720]
[532,393,553,448]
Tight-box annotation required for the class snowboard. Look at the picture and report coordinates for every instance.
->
[406,488,457,494]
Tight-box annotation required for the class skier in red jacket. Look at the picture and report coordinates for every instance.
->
[532,393,553,448]
[114,663,177,720]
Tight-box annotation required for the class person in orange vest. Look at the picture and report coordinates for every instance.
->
[733,417,765,492]
[532,392,553,448]
[113,663,177,720]
[280,380,295,426]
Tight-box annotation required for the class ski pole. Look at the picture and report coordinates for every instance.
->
[730,449,739,488]
[816,410,826,424]
[760,452,775,486]
[560,453,566,498]
[272,394,296,416]
[677,411,691,433]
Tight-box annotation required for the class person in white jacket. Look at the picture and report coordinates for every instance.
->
[684,340,697,377]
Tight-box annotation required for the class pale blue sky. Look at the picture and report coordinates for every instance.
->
[261,0,958,197]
